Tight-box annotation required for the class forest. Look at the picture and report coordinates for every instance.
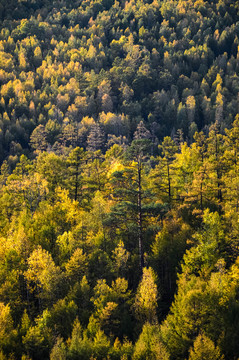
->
[0,0,239,358]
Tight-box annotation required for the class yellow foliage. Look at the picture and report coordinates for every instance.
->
[134,267,158,324]
[107,161,124,178]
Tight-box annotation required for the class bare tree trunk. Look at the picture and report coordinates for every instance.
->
[137,160,144,275]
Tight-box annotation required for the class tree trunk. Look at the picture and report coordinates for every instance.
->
[167,161,171,204]
[74,163,79,201]
[137,160,144,274]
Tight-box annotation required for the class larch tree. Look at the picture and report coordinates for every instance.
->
[134,267,158,325]
[86,123,105,153]
[188,334,224,360]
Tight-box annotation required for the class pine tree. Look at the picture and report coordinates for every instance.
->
[206,121,226,210]
[67,147,85,202]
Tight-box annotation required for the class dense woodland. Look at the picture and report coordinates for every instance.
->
[0,0,239,359]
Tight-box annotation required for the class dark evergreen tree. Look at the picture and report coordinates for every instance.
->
[30,125,48,153]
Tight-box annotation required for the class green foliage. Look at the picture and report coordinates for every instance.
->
[151,216,191,306]
[0,0,237,161]
[50,337,67,360]
[68,318,110,360]
[0,303,17,355]
[188,334,224,360]
[133,323,169,360]
[134,267,158,325]
[0,1,239,357]
[181,210,225,276]
[1,120,239,358]
[25,246,62,305]
[49,299,77,340]
[22,310,53,360]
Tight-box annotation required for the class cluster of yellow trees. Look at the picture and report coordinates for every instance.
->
[0,0,239,358]
[0,116,239,358]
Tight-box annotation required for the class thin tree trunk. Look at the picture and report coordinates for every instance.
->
[200,181,203,210]
[137,160,144,274]
[74,164,79,201]
[167,161,171,204]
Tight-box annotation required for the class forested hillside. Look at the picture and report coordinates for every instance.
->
[0,0,239,359]
[0,0,239,164]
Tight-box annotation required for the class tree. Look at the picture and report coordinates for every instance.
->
[50,337,67,360]
[126,139,151,272]
[90,277,131,338]
[65,248,88,284]
[30,125,48,153]
[97,79,112,113]
[22,310,52,360]
[133,323,169,360]
[49,299,77,340]
[0,161,9,186]
[134,267,158,325]
[108,337,133,360]
[112,240,130,277]
[86,123,105,153]
[160,275,221,359]
[25,247,62,306]
[105,138,159,276]
[160,211,227,359]
[186,95,196,125]
[67,147,85,202]
[188,334,224,360]
[150,137,177,205]
[206,121,225,210]
[223,116,239,211]
[224,115,239,166]
[83,157,107,198]
[99,112,129,137]
[68,318,110,360]
[33,46,42,68]
[181,210,224,277]
[190,131,208,209]
[35,153,67,195]
[60,122,79,149]
[0,303,16,356]
[151,216,191,305]
[134,121,151,140]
